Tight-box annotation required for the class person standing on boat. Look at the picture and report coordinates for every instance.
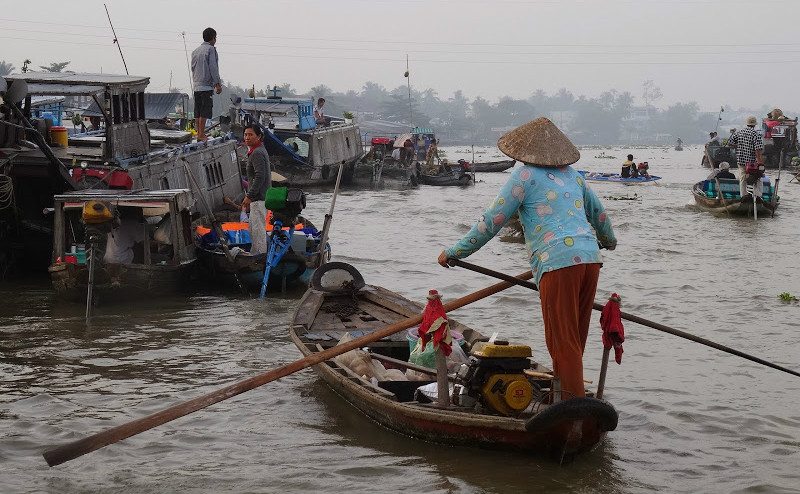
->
[314,98,330,126]
[191,27,222,142]
[242,124,272,255]
[437,118,617,401]
[728,116,765,202]
[621,154,634,178]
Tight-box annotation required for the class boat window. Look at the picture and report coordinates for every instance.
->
[130,93,139,121]
[137,92,145,121]
[112,95,122,125]
[181,209,192,248]
[121,94,130,123]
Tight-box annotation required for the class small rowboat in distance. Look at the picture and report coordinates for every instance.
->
[692,178,778,216]
[290,263,618,461]
[463,159,516,173]
[579,170,662,184]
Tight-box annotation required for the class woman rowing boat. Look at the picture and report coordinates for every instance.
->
[438,117,617,401]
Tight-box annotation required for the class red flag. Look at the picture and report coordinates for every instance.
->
[600,293,625,364]
[418,289,452,356]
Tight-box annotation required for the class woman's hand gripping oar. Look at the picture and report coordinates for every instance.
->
[447,259,800,379]
[41,270,533,467]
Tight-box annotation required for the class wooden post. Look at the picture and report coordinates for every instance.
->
[596,347,611,400]
[435,350,449,407]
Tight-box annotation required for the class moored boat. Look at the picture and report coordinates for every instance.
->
[579,170,661,184]
[289,263,618,461]
[47,189,197,303]
[193,215,327,292]
[692,177,778,216]
[418,162,474,186]
[463,159,516,173]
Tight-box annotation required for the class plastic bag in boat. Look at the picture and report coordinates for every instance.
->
[408,333,469,370]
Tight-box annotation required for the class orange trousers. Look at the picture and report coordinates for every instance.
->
[538,263,601,399]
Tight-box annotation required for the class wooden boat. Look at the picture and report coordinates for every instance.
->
[350,158,419,189]
[692,177,778,216]
[238,97,364,188]
[290,263,618,461]
[194,216,327,292]
[464,159,516,173]
[47,189,198,302]
[579,171,661,184]
[1,73,242,276]
[418,164,474,186]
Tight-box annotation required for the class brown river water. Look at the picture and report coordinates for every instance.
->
[1,145,799,493]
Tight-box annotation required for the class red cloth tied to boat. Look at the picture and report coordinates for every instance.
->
[418,289,453,356]
[600,293,625,364]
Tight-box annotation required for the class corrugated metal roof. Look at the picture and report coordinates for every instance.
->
[27,83,105,96]
[6,72,149,86]
[82,92,189,119]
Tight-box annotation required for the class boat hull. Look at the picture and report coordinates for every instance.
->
[350,159,418,189]
[467,160,515,173]
[290,283,615,460]
[579,171,661,184]
[691,183,777,216]
[419,171,474,186]
[196,247,318,292]
[48,260,196,302]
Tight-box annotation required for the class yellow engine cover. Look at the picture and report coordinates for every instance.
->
[471,342,532,358]
[480,373,533,416]
[82,201,113,224]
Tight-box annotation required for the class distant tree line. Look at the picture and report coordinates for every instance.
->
[212,80,732,146]
[0,59,785,145]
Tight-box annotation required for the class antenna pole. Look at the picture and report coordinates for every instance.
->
[406,54,412,127]
[104,4,129,75]
[181,32,194,96]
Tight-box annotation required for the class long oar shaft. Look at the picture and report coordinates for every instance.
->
[449,259,800,378]
[42,270,533,467]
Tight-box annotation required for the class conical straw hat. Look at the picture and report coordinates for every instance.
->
[497,117,580,167]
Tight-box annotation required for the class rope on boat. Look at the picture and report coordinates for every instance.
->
[0,174,14,210]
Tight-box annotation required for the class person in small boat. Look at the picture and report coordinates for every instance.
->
[621,154,634,178]
[637,162,650,178]
[104,207,145,265]
[728,116,765,202]
[715,161,736,180]
[425,139,440,173]
[438,117,617,401]
[764,108,786,139]
[242,124,272,254]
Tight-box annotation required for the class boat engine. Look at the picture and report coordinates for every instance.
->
[456,341,534,416]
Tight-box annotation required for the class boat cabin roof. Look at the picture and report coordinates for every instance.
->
[5,72,150,96]
[54,189,192,211]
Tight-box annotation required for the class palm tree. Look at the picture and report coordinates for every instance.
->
[0,60,15,76]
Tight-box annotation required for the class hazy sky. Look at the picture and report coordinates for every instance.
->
[3,0,798,112]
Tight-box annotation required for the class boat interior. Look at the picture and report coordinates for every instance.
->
[293,283,582,418]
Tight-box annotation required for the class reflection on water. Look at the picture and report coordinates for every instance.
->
[1,146,799,493]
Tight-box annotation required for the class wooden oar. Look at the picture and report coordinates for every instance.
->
[448,259,800,379]
[41,270,533,467]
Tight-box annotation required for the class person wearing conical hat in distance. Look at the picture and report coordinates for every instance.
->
[437,117,617,401]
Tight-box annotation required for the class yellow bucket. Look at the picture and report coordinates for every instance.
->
[50,126,69,147]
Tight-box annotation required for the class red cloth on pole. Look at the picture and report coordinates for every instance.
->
[418,289,452,356]
[600,293,625,364]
